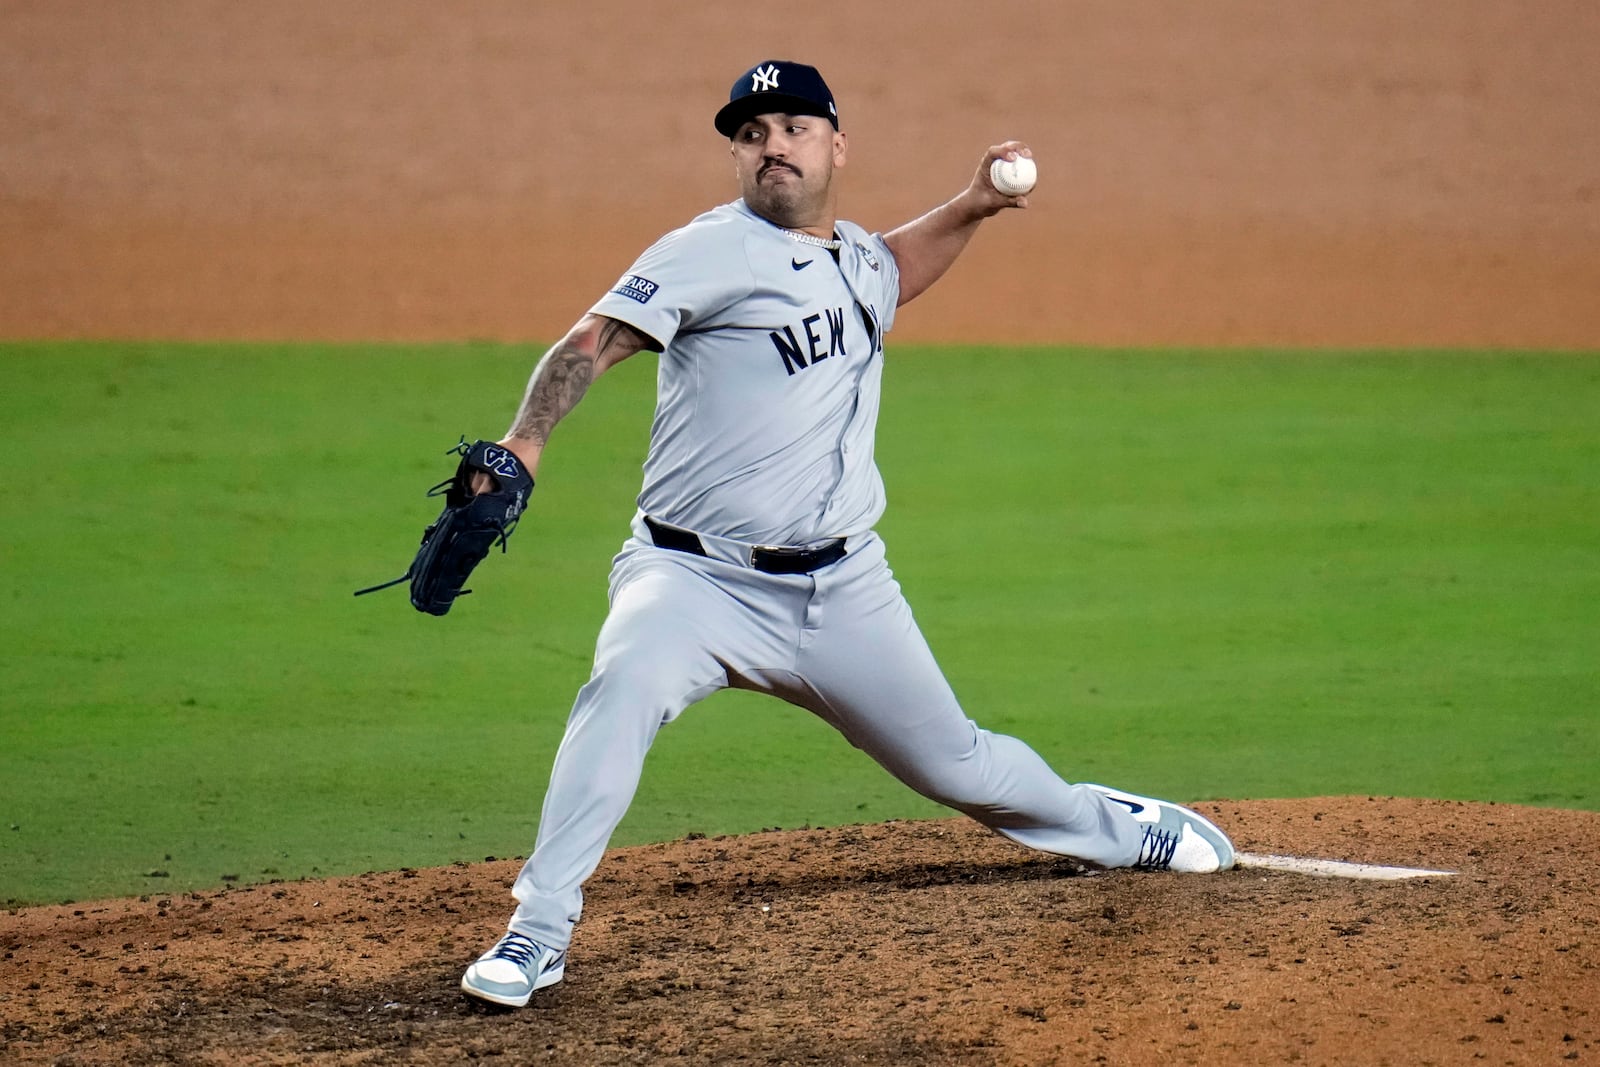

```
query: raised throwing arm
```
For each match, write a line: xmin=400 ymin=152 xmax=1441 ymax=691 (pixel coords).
xmin=883 ymin=141 xmax=1033 ymax=308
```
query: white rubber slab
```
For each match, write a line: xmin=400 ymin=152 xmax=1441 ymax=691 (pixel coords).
xmin=1235 ymin=852 xmax=1456 ymax=880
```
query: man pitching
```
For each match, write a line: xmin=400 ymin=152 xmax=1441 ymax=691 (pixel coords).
xmin=459 ymin=59 xmax=1235 ymax=1008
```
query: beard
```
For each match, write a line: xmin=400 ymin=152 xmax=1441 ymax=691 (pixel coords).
xmin=744 ymin=164 xmax=827 ymax=228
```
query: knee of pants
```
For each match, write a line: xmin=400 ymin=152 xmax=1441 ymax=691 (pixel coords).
xmin=903 ymin=769 xmax=1004 ymax=817
xmin=547 ymin=662 xmax=722 ymax=816
xmin=879 ymin=726 xmax=1041 ymax=818
xmin=880 ymin=742 xmax=995 ymax=814
xmin=573 ymin=649 xmax=725 ymax=732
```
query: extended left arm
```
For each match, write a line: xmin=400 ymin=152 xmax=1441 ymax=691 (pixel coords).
xmin=883 ymin=141 xmax=1033 ymax=307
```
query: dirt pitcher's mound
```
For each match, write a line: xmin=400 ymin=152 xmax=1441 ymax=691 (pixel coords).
xmin=2 ymin=797 xmax=1597 ymax=1065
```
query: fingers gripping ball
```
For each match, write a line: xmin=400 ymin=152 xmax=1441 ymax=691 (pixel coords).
xmin=354 ymin=439 xmax=535 ymax=616
xmin=990 ymin=155 xmax=1037 ymax=197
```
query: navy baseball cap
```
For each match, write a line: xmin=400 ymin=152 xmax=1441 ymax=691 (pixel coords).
xmin=714 ymin=60 xmax=839 ymax=137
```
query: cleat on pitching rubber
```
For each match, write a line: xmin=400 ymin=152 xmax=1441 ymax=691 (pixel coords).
xmin=460 ymin=931 xmax=566 ymax=1007
xmin=1086 ymin=784 xmax=1237 ymax=873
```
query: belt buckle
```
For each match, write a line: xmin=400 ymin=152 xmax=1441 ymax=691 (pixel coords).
xmin=749 ymin=543 xmax=793 ymax=567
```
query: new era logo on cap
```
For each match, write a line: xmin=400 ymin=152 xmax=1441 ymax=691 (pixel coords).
xmin=714 ymin=60 xmax=839 ymax=137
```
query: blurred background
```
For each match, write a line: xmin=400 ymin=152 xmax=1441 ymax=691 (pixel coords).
xmin=3 ymin=0 xmax=1598 ymax=348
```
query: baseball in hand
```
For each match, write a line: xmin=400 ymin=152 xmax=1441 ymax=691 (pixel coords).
xmin=990 ymin=155 xmax=1037 ymax=197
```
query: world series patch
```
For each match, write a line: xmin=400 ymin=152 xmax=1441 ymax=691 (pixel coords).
xmin=611 ymin=274 xmax=659 ymax=304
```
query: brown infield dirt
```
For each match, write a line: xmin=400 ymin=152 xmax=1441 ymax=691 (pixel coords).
xmin=4 ymin=2 xmax=1599 ymax=1064
xmin=3 ymin=800 xmax=1598 ymax=1065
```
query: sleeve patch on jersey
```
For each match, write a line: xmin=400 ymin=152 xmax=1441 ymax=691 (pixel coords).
xmin=611 ymin=274 xmax=660 ymax=304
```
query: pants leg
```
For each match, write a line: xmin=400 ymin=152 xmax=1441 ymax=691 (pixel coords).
xmin=784 ymin=535 xmax=1143 ymax=868
xmin=506 ymin=546 xmax=789 ymax=948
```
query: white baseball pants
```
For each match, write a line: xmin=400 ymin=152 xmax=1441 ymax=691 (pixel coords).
xmin=506 ymin=528 xmax=1143 ymax=949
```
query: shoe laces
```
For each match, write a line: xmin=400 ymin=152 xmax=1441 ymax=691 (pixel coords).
xmin=1135 ymin=825 xmax=1179 ymax=870
xmin=488 ymin=932 xmax=542 ymax=968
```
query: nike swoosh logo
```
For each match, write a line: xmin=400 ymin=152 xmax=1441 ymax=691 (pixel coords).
xmin=1103 ymin=795 xmax=1146 ymax=815
xmin=791 ymin=258 xmax=813 ymax=271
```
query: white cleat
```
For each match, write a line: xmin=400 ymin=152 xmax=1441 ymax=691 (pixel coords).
xmin=1085 ymin=784 xmax=1237 ymax=873
xmin=460 ymin=931 xmax=566 ymax=1007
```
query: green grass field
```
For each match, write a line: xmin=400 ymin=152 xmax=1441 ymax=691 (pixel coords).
xmin=2 ymin=341 xmax=1596 ymax=906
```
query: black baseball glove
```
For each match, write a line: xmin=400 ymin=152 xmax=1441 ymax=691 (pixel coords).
xmin=355 ymin=439 xmax=535 ymax=616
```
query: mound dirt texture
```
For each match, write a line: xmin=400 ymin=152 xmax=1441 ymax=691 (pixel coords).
xmin=4 ymin=799 xmax=1598 ymax=1065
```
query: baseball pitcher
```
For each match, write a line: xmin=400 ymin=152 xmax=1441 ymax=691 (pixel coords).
xmin=439 ymin=60 xmax=1236 ymax=1008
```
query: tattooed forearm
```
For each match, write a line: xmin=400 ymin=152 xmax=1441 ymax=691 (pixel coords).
xmin=504 ymin=315 xmax=647 ymax=446
xmin=506 ymin=340 xmax=597 ymax=446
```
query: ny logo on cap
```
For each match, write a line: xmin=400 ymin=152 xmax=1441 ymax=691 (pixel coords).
xmin=752 ymin=64 xmax=781 ymax=92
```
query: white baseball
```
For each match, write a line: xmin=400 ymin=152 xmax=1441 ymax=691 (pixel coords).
xmin=990 ymin=155 xmax=1037 ymax=197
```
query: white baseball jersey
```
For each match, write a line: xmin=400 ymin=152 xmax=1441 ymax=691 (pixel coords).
xmin=493 ymin=196 xmax=1151 ymax=961
xmin=463 ymin=83 xmax=1230 ymax=1004
xmin=589 ymin=199 xmax=899 ymax=546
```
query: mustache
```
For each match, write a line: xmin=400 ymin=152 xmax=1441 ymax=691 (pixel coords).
xmin=759 ymin=160 xmax=801 ymax=179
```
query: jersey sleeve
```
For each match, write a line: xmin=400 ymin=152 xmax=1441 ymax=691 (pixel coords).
xmin=864 ymin=230 xmax=901 ymax=335
xmin=835 ymin=222 xmax=901 ymax=336
xmin=588 ymin=218 xmax=753 ymax=350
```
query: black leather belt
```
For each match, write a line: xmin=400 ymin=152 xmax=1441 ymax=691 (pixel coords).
xmin=644 ymin=516 xmax=847 ymax=575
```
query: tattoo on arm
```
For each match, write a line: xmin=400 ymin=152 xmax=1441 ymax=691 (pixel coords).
xmin=505 ymin=342 xmax=594 ymax=445
xmin=594 ymin=317 xmax=651 ymax=365
xmin=504 ymin=317 xmax=647 ymax=445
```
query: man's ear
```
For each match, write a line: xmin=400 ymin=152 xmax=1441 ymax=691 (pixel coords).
xmin=834 ymin=131 xmax=849 ymax=168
